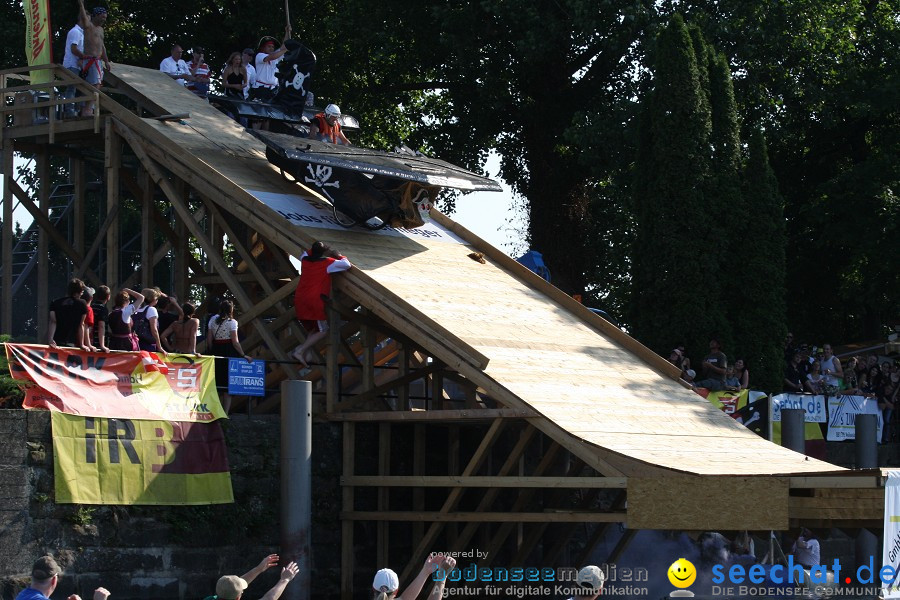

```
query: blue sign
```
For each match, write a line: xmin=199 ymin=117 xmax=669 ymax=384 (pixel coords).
xmin=228 ymin=359 xmax=266 ymax=396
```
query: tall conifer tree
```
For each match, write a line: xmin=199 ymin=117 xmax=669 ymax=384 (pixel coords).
xmin=738 ymin=130 xmax=788 ymax=392
xmin=631 ymin=14 xmax=729 ymax=362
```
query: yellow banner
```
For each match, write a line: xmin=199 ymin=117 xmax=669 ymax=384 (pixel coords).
xmin=23 ymin=0 xmax=53 ymax=84
xmin=52 ymin=412 xmax=233 ymax=505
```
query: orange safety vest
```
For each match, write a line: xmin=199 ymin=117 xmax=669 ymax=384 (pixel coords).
xmin=312 ymin=113 xmax=342 ymax=144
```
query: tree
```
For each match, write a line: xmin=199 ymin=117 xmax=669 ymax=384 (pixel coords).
xmin=737 ymin=130 xmax=787 ymax=392
xmin=630 ymin=14 xmax=730 ymax=361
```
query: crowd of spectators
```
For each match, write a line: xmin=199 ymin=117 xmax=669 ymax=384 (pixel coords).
xmin=665 ymin=331 xmax=898 ymax=441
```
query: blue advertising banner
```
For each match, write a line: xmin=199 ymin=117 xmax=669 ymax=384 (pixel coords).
xmin=227 ymin=359 xmax=266 ymax=396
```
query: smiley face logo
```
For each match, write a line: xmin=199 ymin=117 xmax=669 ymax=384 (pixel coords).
xmin=667 ymin=558 xmax=696 ymax=588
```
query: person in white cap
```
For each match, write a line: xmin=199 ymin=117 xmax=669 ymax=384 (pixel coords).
xmin=372 ymin=554 xmax=455 ymax=600
xmin=566 ymin=565 xmax=605 ymax=600
xmin=308 ymin=103 xmax=352 ymax=145
xmin=207 ymin=554 xmax=298 ymax=600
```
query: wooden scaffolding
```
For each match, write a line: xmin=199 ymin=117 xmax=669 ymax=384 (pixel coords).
xmin=0 ymin=63 xmax=890 ymax=598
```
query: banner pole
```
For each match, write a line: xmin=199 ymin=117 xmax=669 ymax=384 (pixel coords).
xmin=281 ymin=379 xmax=311 ymax=600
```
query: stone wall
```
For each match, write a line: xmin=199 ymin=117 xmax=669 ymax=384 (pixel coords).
xmin=0 ymin=410 xmax=342 ymax=600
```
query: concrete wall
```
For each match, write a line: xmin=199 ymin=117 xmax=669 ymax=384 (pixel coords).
xmin=0 ymin=410 xmax=342 ymax=600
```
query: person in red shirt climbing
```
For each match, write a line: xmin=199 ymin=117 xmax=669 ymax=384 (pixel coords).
xmin=291 ymin=241 xmax=352 ymax=369
xmin=308 ymin=104 xmax=352 ymax=145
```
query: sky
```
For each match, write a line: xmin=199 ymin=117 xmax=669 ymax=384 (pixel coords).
xmin=443 ymin=152 xmax=528 ymax=257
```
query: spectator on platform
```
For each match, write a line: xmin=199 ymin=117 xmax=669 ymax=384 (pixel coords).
xmin=15 ymin=555 xmax=110 ymax=600
xmin=693 ymin=337 xmax=727 ymax=391
xmin=241 ymin=48 xmax=257 ymax=99
xmin=157 ymin=293 xmax=184 ymax=336
xmin=223 ymin=52 xmax=248 ymax=99
xmin=48 ymin=278 xmax=89 ymax=350
xmin=862 ymin=365 xmax=883 ymax=396
xmin=76 ymin=0 xmax=110 ymax=117
xmin=162 ymin=302 xmax=199 ymax=355
xmin=107 ymin=288 xmax=144 ymax=351
xmin=804 ymin=361 xmax=826 ymax=394
xmin=791 ymin=528 xmax=820 ymax=570
xmin=668 ymin=348 xmax=684 ymax=369
xmin=208 ymin=299 xmax=252 ymax=413
xmin=210 ymin=558 xmax=298 ymax=600
xmin=133 ymin=288 xmax=166 ymax=354
xmin=90 ymin=285 xmax=110 ymax=352
xmin=724 ymin=366 xmax=740 ymax=390
xmin=819 ymin=343 xmax=843 ymax=392
xmin=186 ymin=47 xmax=211 ymax=98
xmin=291 ymin=241 xmax=352 ymax=371
xmin=842 ymin=357 xmax=860 ymax=394
xmin=783 ymin=350 xmax=805 ymax=393
xmin=251 ymin=27 xmax=291 ymax=102
xmin=784 ymin=332 xmax=795 ymax=364
xmin=372 ymin=553 xmax=449 ymax=600
xmin=879 ymin=384 xmax=897 ymax=443
xmin=81 ymin=286 xmax=98 ymax=351
xmin=160 ymin=44 xmax=194 ymax=86
xmin=732 ymin=358 xmax=750 ymax=390
xmin=61 ymin=19 xmax=84 ymax=118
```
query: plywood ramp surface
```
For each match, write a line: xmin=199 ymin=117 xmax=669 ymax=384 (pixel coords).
xmin=111 ymin=65 xmax=843 ymax=477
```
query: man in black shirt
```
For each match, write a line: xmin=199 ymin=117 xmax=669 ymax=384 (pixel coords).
xmin=90 ymin=285 xmax=111 ymax=352
xmin=48 ymin=278 xmax=89 ymax=349
xmin=783 ymin=350 xmax=805 ymax=393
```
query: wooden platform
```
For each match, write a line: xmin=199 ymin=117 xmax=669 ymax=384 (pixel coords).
xmin=105 ymin=64 xmax=845 ymax=478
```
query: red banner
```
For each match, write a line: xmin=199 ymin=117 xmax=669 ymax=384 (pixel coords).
xmin=5 ymin=344 xmax=226 ymax=422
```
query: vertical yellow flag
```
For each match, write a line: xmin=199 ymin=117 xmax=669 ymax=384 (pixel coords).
xmin=24 ymin=0 xmax=53 ymax=84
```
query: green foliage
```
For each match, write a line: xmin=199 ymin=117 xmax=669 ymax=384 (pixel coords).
xmin=67 ymin=505 xmax=97 ymax=526
xmin=631 ymin=14 xmax=730 ymax=361
xmin=0 ymin=334 xmax=25 ymax=407
xmin=736 ymin=130 xmax=788 ymax=393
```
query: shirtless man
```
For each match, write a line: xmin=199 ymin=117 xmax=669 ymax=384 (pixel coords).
xmin=76 ymin=0 xmax=111 ymax=116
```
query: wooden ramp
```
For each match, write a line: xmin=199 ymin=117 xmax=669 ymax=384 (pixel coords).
xmin=106 ymin=64 xmax=843 ymax=479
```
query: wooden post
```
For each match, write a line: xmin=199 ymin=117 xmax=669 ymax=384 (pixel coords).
xmin=71 ymin=157 xmax=85 ymax=257
xmin=341 ymin=422 xmax=355 ymax=600
xmin=1 ymin=140 xmax=13 ymax=333
xmin=104 ymin=118 xmax=120 ymax=286
xmin=36 ymin=149 xmax=49 ymax=341
xmin=412 ymin=424 xmax=425 ymax=543
xmin=362 ymin=313 xmax=375 ymax=393
xmin=140 ymin=168 xmax=153 ymax=288
xmin=173 ymin=180 xmax=189 ymax=299
xmin=377 ymin=422 xmax=391 ymax=568
xmin=397 ymin=342 xmax=409 ymax=410
xmin=326 ymin=303 xmax=341 ymax=413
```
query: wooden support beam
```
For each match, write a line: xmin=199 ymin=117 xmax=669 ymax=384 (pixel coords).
xmin=341 ymin=475 xmax=626 ymax=488
xmin=104 ymin=117 xmax=120 ymax=285
xmin=1 ymin=140 xmax=13 ymax=333
xmin=36 ymin=150 xmax=49 ymax=341
xmin=324 ymin=408 xmax=537 ymax=422
xmin=343 ymin=511 xmax=626 ymax=523
xmin=413 ymin=424 xmax=425 ymax=544
xmin=139 ymin=168 xmax=153 ymax=287
xmin=326 ymin=303 xmax=341 ymax=413
xmin=71 ymin=157 xmax=84 ymax=257
xmin=399 ymin=418 xmax=506 ymax=582
xmin=112 ymin=120 xmax=297 ymax=380
xmin=334 ymin=361 xmax=445 ymax=411
xmin=377 ymin=422 xmax=390 ymax=569
xmin=8 ymin=180 xmax=102 ymax=287
xmin=341 ymin=422 xmax=355 ymax=600
xmin=73 ymin=202 xmax=118 ymax=281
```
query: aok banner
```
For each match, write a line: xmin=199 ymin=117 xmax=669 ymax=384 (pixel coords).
xmin=52 ymin=412 xmax=233 ymax=505
xmin=23 ymin=0 xmax=53 ymax=84
xmin=5 ymin=344 xmax=226 ymax=422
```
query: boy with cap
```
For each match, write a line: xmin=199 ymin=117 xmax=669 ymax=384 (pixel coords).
xmin=16 ymin=555 xmax=110 ymax=600
xmin=241 ymin=48 xmax=257 ymax=99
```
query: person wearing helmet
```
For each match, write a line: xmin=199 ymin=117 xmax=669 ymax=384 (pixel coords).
xmin=251 ymin=24 xmax=291 ymax=102
xmin=309 ymin=103 xmax=352 ymax=145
